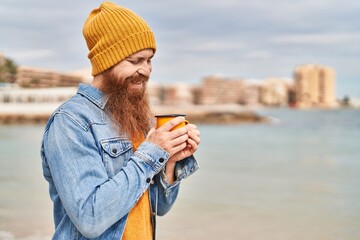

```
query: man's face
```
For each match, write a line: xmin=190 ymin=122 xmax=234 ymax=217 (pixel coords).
xmin=98 ymin=48 xmax=154 ymax=138
xmin=110 ymin=48 xmax=154 ymax=95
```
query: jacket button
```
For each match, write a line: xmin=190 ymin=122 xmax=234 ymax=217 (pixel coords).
xmin=112 ymin=148 xmax=117 ymax=154
xmin=159 ymin=158 xmax=164 ymax=163
xmin=146 ymin=178 xmax=151 ymax=183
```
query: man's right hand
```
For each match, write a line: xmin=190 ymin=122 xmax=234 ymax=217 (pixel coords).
xmin=145 ymin=116 xmax=189 ymax=157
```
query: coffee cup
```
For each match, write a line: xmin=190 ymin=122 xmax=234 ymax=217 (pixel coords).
xmin=155 ymin=114 xmax=189 ymax=130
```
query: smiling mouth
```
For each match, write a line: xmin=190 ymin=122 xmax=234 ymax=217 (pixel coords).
xmin=128 ymin=79 xmax=147 ymax=90
xmin=127 ymin=75 xmax=149 ymax=87
xmin=130 ymin=78 xmax=148 ymax=85
xmin=131 ymin=80 xmax=143 ymax=85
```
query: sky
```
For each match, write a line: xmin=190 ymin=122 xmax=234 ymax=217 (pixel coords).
xmin=1 ymin=0 xmax=360 ymax=98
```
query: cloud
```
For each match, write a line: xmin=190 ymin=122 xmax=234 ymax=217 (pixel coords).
xmin=244 ymin=51 xmax=273 ymax=60
xmin=272 ymin=32 xmax=360 ymax=45
xmin=0 ymin=0 xmax=359 ymax=96
xmin=7 ymin=49 xmax=55 ymax=61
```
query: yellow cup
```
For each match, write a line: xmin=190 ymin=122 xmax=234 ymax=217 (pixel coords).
xmin=155 ymin=114 xmax=189 ymax=130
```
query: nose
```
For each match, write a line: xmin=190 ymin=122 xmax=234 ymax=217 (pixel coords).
xmin=137 ymin=62 xmax=152 ymax=77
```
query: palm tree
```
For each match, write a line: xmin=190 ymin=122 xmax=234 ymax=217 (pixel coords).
xmin=0 ymin=56 xmax=18 ymax=83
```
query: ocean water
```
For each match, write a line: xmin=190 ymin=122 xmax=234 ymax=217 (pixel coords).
xmin=0 ymin=109 xmax=359 ymax=240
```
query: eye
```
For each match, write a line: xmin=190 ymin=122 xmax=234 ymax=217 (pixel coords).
xmin=127 ymin=59 xmax=140 ymax=64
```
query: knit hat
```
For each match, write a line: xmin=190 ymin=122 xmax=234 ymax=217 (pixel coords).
xmin=83 ymin=2 xmax=156 ymax=76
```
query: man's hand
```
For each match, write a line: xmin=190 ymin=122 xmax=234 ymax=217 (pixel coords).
xmin=146 ymin=117 xmax=200 ymax=185
xmin=162 ymin=123 xmax=200 ymax=185
xmin=145 ymin=116 xmax=189 ymax=157
xmin=167 ymin=123 xmax=200 ymax=163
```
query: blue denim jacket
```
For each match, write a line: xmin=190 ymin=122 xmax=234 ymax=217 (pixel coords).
xmin=41 ymin=84 xmax=199 ymax=239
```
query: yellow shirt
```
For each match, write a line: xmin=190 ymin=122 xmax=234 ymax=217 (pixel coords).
xmin=122 ymin=135 xmax=153 ymax=240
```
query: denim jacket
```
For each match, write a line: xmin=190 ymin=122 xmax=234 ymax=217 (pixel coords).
xmin=41 ymin=84 xmax=199 ymax=239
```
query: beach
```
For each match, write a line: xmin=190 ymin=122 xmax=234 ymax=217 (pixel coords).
xmin=0 ymin=103 xmax=267 ymax=124
xmin=0 ymin=108 xmax=359 ymax=239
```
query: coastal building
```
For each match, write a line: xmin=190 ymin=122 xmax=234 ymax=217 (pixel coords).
xmin=200 ymin=75 xmax=262 ymax=106
xmin=161 ymin=83 xmax=197 ymax=105
xmin=260 ymin=78 xmax=293 ymax=106
xmin=318 ymin=66 xmax=336 ymax=106
xmin=294 ymin=64 xmax=336 ymax=107
xmin=0 ymin=87 xmax=77 ymax=103
xmin=200 ymin=75 xmax=245 ymax=105
xmin=239 ymin=80 xmax=262 ymax=106
xmin=16 ymin=66 xmax=84 ymax=88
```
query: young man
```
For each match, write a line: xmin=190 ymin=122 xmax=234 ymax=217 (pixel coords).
xmin=41 ymin=2 xmax=200 ymax=239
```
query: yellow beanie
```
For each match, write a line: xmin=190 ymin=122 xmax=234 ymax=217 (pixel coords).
xmin=83 ymin=2 xmax=156 ymax=76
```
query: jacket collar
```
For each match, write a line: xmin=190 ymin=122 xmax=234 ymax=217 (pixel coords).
xmin=77 ymin=83 xmax=108 ymax=109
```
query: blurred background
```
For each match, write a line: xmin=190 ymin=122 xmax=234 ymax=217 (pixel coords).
xmin=0 ymin=0 xmax=359 ymax=239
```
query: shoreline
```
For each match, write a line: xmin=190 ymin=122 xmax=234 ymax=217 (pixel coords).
xmin=152 ymin=104 xmax=267 ymax=124
xmin=0 ymin=103 xmax=268 ymax=124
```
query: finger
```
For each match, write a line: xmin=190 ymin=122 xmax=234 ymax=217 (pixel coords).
xmin=186 ymin=124 xmax=197 ymax=130
xmin=170 ymin=133 xmax=189 ymax=147
xmin=169 ymin=125 xmax=188 ymax=139
xmin=188 ymin=129 xmax=200 ymax=137
xmin=188 ymin=130 xmax=200 ymax=144
xmin=158 ymin=116 xmax=185 ymax=132
xmin=186 ymin=138 xmax=198 ymax=152
xmin=169 ymin=142 xmax=187 ymax=156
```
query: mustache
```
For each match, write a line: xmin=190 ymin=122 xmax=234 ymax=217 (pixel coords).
xmin=125 ymin=73 xmax=149 ymax=85
xmin=100 ymin=68 xmax=149 ymax=96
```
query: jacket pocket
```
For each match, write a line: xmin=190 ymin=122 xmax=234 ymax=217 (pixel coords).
xmin=100 ymin=138 xmax=132 ymax=177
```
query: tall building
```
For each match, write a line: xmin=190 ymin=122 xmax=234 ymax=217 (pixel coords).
xmin=319 ymin=66 xmax=336 ymax=106
xmin=294 ymin=64 xmax=336 ymax=107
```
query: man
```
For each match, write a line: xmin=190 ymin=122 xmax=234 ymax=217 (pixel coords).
xmin=41 ymin=2 xmax=200 ymax=239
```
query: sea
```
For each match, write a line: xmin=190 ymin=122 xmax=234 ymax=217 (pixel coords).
xmin=0 ymin=108 xmax=359 ymax=240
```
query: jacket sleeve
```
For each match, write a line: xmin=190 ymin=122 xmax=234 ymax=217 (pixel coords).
xmin=155 ymin=155 xmax=200 ymax=216
xmin=43 ymin=113 xmax=169 ymax=238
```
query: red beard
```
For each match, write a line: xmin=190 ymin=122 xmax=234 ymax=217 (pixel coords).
xmin=99 ymin=69 xmax=153 ymax=140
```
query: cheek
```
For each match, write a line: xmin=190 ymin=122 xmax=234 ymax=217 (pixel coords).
xmin=111 ymin=70 xmax=131 ymax=84
xmin=112 ymin=64 xmax=138 ymax=80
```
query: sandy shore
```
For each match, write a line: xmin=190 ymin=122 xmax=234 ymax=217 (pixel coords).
xmin=0 ymin=103 xmax=267 ymax=124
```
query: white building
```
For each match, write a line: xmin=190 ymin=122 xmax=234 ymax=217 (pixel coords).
xmin=0 ymin=87 xmax=77 ymax=103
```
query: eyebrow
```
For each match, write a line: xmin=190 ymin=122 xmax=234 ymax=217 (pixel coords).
xmin=127 ymin=54 xmax=154 ymax=60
